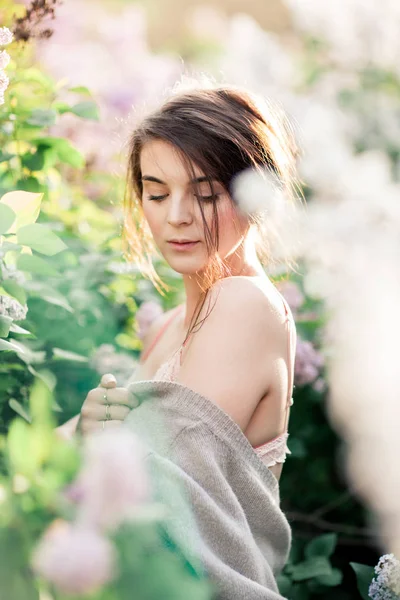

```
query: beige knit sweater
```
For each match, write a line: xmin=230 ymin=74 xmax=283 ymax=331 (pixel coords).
xmin=125 ymin=380 xmax=290 ymax=600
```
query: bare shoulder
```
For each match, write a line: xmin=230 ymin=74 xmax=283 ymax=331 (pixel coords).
xmin=176 ymin=276 xmax=287 ymax=430
xmin=203 ymin=275 xmax=285 ymax=330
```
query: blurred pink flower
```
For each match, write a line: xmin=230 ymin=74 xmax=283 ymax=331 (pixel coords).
xmin=75 ymin=428 xmax=150 ymax=531
xmin=32 ymin=520 xmax=116 ymax=595
xmin=136 ymin=301 xmax=163 ymax=340
xmin=276 ymin=280 xmax=305 ymax=313
xmin=294 ymin=338 xmax=325 ymax=387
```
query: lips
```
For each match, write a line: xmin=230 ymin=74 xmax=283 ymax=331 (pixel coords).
xmin=168 ymin=239 xmax=199 ymax=244
xmin=167 ymin=240 xmax=200 ymax=251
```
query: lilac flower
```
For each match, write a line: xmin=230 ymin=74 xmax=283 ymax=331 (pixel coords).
xmin=32 ymin=520 xmax=116 ymax=595
xmin=0 ymin=27 xmax=13 ymax=46
xmin=90 ymin=344 xmax=138 ymax=386
xmin=0 ymin=294 xmax=28 ymax=321
xmin=0 ymin=50 xmax=10 ymax=69
xmin=74 ymin=428 xmax=150 ymax=531
xmin=136 ymin=301 xmax=163 ymax=340
xmin=294 ymin=338 xmax=325 ymax=387
xmin=0 ymin=70 xmax=9 ymax=93
xmin=369 ymin=554 xmax=400 ymax=599
xmin=276 ymin=280 xmax=305 ymax=313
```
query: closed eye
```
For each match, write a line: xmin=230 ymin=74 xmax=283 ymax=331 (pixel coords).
xmin=195 ymin=193 xmax=221 ymax=203
xmin=148 ymin=194 xmax=168 ymax=201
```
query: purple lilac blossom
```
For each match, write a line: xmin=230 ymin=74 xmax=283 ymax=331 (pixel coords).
xmin=294 ymin=337 xmax=325 ymax=387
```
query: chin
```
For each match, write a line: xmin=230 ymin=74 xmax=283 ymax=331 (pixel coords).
xmin=168 ymin=260 xmax=207 ymax=276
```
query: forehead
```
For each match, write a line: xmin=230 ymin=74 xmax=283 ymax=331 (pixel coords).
xmin=140 ymin=139 xmax=204 ymax=183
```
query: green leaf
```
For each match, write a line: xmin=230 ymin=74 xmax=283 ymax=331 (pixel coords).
xmin=31 ymin=137 xmax=85 ymax=168
xmin=0 ymin=315 xmax=13 ymax=337
xmin=26 ymin=109 xmax=57 ymax=127
xmin=0 ymin=338 xmax=21 ymax=352
xmin=315 ymin=568 xmax=343 ymax=587
xmin=17 ymin=223 xmax=67 ymax=256
xmin=14 ymin=177 xmax=43 ymax=192
xmin=1 ymin=280 xmax=27 ymax=305
xmin=9 ymin=399 xmax=31 ymax=423
xmin=52 ymin=101 xmax=72 ymax=114
xmin=305 ymin=533 xmax=337 ymax=559
xmin=0 ymin=190 xmax=42 ymax=233
xmin=55 ymin=139 xmax=85 ymax=167
xmin=17 ymin=253 xmax=60 ymax=276
xmin=69 ymin=101 xmax=100 ymax=121
xmin=24 ymin=280 xmax=74 ymax=312
xmin=277 ymin=574 xmax=293 ymax=597
xmin=350 ymin=563 xmax=375 ymax=600
xmin=21 ymin=149 xmax=46 ymax=172
xmin=0 ymin=203 xmax=16 ymax=234
xmin=28 ymin=367 xmax=57 ymax=392
xmin=0 ymin=151 xmax=16 ymax=163
xmin=68 ymin=85 xmax=92 ymax=96
xmin=52 ymin=347 xmax=88 ymax=362
xmin=5 ymin=340 xmax=45 ymax=364
xmin=289 ymin=557 xmax=333 ymax=582
xmin=9 ymin=322 xmax=33 ymax=336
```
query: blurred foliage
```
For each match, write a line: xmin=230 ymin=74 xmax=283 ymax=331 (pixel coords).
xmin=0 ymin=1 xmax=388 ymax=599
xmin=0 ymin=377 xmax=213 ymax=599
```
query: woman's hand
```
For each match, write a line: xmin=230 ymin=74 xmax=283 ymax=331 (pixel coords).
xmin=77 ymin=373 xmax=138 ymax=437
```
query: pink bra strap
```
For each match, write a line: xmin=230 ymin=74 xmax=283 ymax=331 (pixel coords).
xmin=140 ymin=305 xmax=183 ymax=363
xmin=281 ymin=296 xmax=295 ymax=432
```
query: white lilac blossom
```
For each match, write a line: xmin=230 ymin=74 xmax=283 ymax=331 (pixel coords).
xmin=284 ymin=0 xmax=400 ymax=73
xmin=73 ymin=428 xmax=150 ymax=531
xmin=0 ymin=27 xmax=13 ymax=46
xmin=0 ymin=70 xmax=9 ymax=92
xmin=0 ymin=50 xmax=10 ymax=69
xmin=279 ymin=149 xmax=400 ymax=553
xmin=32 ymin=520 xmax=116 ymax=595
xmin=232 ymin=167 xmax=285 ymax=217
xmin=369 ymin=554 xmax=400 ymax=599
xmin=89 ymin=344 xmax=138 ymax=386
xmin=0 ymin=295 xmax=28 ymax=321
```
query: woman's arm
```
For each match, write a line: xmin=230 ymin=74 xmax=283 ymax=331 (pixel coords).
xmin=54 ymin=310 xmax=168 ymax=440
xmin=175 ymin=277 xmax=287 ymax=433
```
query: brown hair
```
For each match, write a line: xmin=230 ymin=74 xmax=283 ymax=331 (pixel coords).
xmin=122 ymin=84 xmax=300 ymax=336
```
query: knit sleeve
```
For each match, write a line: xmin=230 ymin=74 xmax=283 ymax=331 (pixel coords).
xmin=146 ymin=424 xmax=288 ymax=600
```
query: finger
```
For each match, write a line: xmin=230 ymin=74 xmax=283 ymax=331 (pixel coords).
xmin=99 ymin=373 xmax=117 ymax=389
xmin=87 ymin=387 xmax=139 ymax=408
xmin=81 ymin=403 xmax=131 ymax=422
xmin=80 ymin=419 xmax=122 ymax=436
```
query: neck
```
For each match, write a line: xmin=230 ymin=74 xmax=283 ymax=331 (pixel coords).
xmin=181 ymin=236 xmax=266 ymax=328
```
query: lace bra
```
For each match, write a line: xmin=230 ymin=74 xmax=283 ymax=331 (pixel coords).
xmin=139 ymin=296 xmax=295 ymax=468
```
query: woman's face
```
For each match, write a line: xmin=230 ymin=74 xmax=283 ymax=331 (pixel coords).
xmin=140 ymin=139 xmax=248 ymax=275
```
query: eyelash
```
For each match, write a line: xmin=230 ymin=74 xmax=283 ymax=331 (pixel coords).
xmin=148 ymin=194 xmax=221 ymax=203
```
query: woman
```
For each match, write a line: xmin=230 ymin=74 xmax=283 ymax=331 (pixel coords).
xmin=58 ymin=84 xmax=298 ymax=598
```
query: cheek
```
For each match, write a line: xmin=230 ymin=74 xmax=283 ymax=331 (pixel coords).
xmin=142 ymin=203 xmax=163 ymax=239
xmin=218 ymin=201 xmax=244 ymax=240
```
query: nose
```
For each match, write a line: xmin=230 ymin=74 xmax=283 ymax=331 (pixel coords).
xmin=167 ymin=192 xmax=194 ymax=227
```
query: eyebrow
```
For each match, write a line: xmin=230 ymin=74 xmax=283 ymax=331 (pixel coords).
xmin=141 ymin=175 xmax=217 ymax=185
